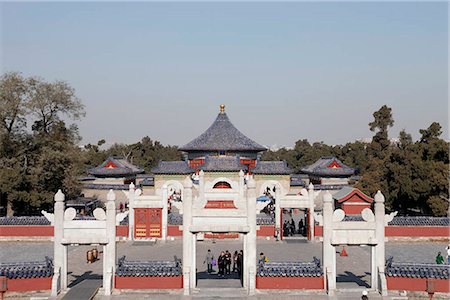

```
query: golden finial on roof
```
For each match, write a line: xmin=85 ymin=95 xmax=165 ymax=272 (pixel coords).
xmin=220 ymin=104 xmax=225 ymax=113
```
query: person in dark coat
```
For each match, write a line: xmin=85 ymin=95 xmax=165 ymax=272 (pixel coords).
xmin=232 ymin=250 xmax=238 ymax=272
xmin=218 ymin=251 xmax=226 ymax=277
xmin=225 ymin=250 xmax=232 ymax=274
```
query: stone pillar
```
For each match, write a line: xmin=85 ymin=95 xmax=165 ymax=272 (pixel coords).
xmin=128 ymin=183 xmax=135 ymax=240
xmin=182 ymin=177 xmax=193 ymax=295
xmin=162 ymin=184 xmax=168 ymax=241
xmin=275 ymin=186 xmax=281 ymax=241
xmin=51 ymin=189 xmax=65 ymax=297
xmin=104 ymin=190 xmax=116 ymax=295
xmin=322 ymin=191 xmax=336 ymax=295
xmin=239 ymin=170 xmax=245 ymax=200
xmin=199 ymin=170 xmax=205 ymax=203
xmin=246 ymin=177 xmax=257 ymax=295
xmin=308 ymin=183 xmax=315 ymax=241
xmin=191 ymin=232 xmax=197 ymax=289
xmin=374 ymin=190 xmax=386 ymax=295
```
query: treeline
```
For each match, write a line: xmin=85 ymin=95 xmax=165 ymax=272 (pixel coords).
xmin=262 ymin=106 xmax=449 ymax=216
xmin=0 ymin=73 xmax=180 ymax=216
xmin=1 ymin=73 xmax=448 ymax=216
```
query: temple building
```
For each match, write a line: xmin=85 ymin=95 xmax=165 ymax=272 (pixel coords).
xmin=80 ymin=156 xmax=146 ymax=203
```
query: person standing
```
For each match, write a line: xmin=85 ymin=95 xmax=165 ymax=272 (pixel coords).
xmin=225 ymin=250 xmax=232 ymax=274
xmin=204 ymin=249 xmax=214 ymax=273
xmin=446 ymin=245 xmax=450 ymax=264
xmin=218 ymin=251 xmax=226 ymax=277
xmin=258 ymin=252 xmax=266 ymax=267
xmin=232 ymin=250 xmax=238 ymax=272
xmin=436 ymin=251 xmax=444 ymax=264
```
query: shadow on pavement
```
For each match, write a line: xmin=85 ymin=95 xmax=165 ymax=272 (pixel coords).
xmin=336 ymin=271 xmax=370 ymax=288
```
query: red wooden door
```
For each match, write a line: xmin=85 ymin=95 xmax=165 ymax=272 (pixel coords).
xmin=134 ymin=208 xmax=162 ymax=238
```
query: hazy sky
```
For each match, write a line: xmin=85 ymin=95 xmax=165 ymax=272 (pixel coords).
xmin=1 ymin=2 xmax=448 ymax=148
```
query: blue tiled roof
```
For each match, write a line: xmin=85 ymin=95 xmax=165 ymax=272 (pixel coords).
xmin=116 ymin=256 xmax=182 ymax=277
xmin=180 ymin=111 xmax=267 ymax=152
xmin=253 ymin=161 xmax=292 ymax=175
xmin=0 ymin=216 xmax=50 ymax=225
xmin=151 ymin=161 xmax=194 ymax=174
xmin=257 ymin=258 xmax=323 ymax=277
xmin=386 ymin=257 xmax=449 ymax=279
xmin=290 ymin=174 xmax=307 ymax=187
xmin=199 ymin=156 xmax=247 ymax=172
xmin=83 ymin=183 xmax=129 ymax=190
xmin=0 ymin=257 xmax=53 ymax=279
xmin=301 ymin=156 xmax=355 ymax=177
xmin=88 ymin=156 xmax=144 ymax=177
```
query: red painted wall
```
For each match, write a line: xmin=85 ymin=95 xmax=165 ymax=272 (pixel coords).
xmin=387 ymin=277 xmax=450 ymax=293
xmin=256 ymin=276 xmax=324 ymax=289
xmin=313 ymin=225 xmax=450 ymax=238
xmin=385 ymin=226 xmax=450 ymax=237
xmin=115 ymin=276 xmax=183 ymax=289
xmin=341 ymin=203 xmax=371 ymax=215
xmin=314 ymin=225 xmax=323 ymax=237
xmin=5 ymin=277 xmax=52 ymax=292
xmin=116 ymin=225 xmax=128 ymax=237
xmin=0 ymin=226 xmax=53 ymax=237
xmin=257 ymin=225 xmax=275 ymax=237
xmin=168 ymin=225 xmax=183 ymax=236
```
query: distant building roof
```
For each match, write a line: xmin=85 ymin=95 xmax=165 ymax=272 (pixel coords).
xmin=252 ymin=161 xmax=292 ymax=175
xmin=151 ymin=161 xmax=194 ymax=175
xmin=88 ymin=156 xmax=144 ymax=177
xmin=199 ymin=156 xmax=247 ymax=172
xmin=300 ymin=156 xmax=355 ymax=177
xmin=290 ymin=174 xmax=307 ymax=187
xmin=179 ymin=105 xmax=267 ymax=152
xmin=332 ymin=187 xmax=373 ymax=203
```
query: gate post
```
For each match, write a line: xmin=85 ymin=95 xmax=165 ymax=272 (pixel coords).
xmin=275 ymin=187 xmax=281 ymax=241
xmin=322 ymin=191 xmax=336 ymax=295
xmin=162 ymin=184 xmax=168 ymax=241
xmin=128 ymin=183 xmax=135 ymax=240
xmin=104 ymin=190 xmax=116 ymax=295
xmin=246 ymin=177 xmax=257 ymax=295
xmin=374 ymin=191 xmax=387 ymax=295
xmin=308 ymin=183 xmax=315 ymax=240
xmin=51 ymin=190 xmax=65 ymax=297
xmin=182 ymin=177 xmax=193 ymax=295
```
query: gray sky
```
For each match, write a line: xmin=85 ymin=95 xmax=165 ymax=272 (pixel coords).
xmin=1 ymin=2 xmax=448 ymax=148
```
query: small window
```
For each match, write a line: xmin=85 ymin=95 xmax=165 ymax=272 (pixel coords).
xmin=213 ymin=181 xmax=232 ymax=189
xmin=219 ymin=150 xmax=225 ymax=156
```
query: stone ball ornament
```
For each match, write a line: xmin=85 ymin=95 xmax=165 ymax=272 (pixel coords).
xmin=93 ymin=207 xmax=107 ymax=220
xmin=64 ymin=207 xmax=77 ymax=221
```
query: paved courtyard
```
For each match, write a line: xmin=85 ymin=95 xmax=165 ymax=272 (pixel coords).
xmin=1 ymin=239 xmax=448 ymax=299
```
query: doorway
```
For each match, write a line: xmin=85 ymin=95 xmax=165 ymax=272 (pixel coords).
xmin=281 ymin=208 xmax=307 ymax=239
xmin=195 ymin=235 xmax=244 ymax=289
xmin=63 ymin=245 xmax=103 ymax=299
xmin=336 ymin=245 xmax=371 ymax=290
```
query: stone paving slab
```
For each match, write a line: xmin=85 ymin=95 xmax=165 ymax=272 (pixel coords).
xmin=1 ymin=239 xmax=448 ymax=298
xmin=62 ymin=279 xmax=101 ymax=300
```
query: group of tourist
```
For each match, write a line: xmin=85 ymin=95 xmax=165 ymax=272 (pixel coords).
xmin=283 ymin=219 xmax=306 ymax=236
xmin=204 ymin=249 xmax=244 ymax=278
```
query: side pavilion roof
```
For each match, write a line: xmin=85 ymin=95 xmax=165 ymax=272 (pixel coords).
xmin=179 ymin=105 xmax=267 ymax=152
xmin=300 ymin=156 xmax=355 ymax=177
xmin=88 ymin=156 xmax=144 ymax=177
